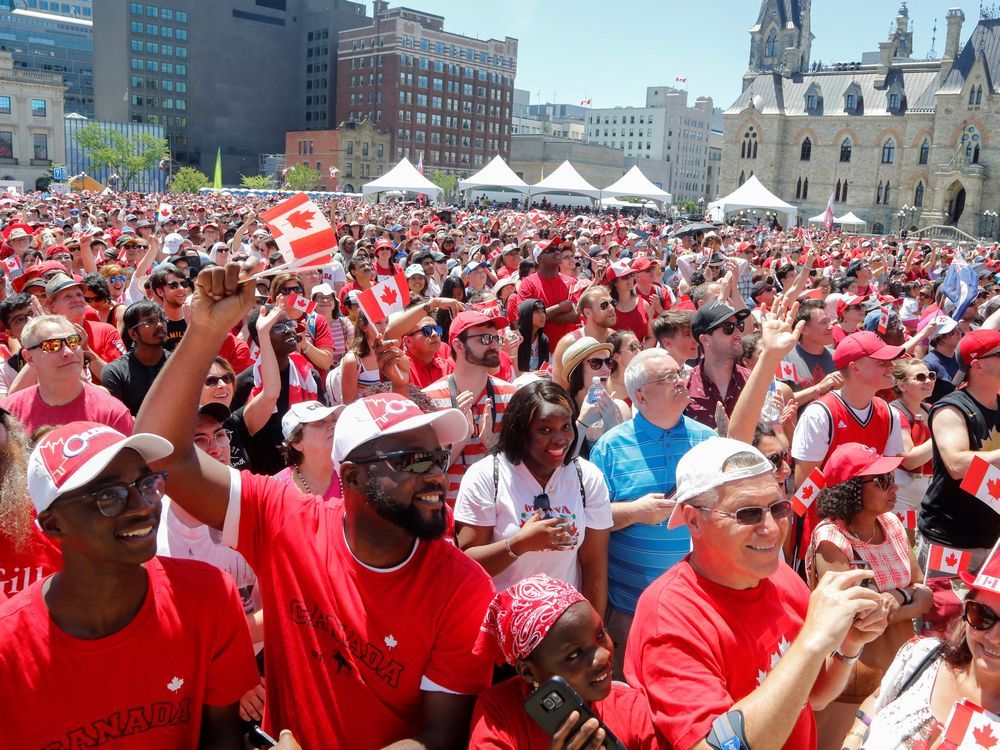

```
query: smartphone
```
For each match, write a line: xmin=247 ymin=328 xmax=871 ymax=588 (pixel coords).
xmin=524 ymin=676 xmax=626 ymax=750
xmin=248 ymin=724 xmax=277 ymax=748
xmin=849 ymin=559 xmax=876 ymax=590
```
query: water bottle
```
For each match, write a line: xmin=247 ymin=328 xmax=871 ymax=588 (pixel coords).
xmin=586 ymin=377 xmax=604 ymax=429
xmin=762 ymin=379 xmax=782 ymax=424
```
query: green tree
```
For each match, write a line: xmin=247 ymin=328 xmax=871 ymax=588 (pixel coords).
xmin=72 ymin=124 xmax=167 ymax=192
xmin=677 ymin=198 xmax=701 ymax=215
xmin=428 ymin=170 xmax=457 ymax=201
xmin=169 ymin=166 xmax=210 ymax=194
xmin=240 ymin=174 xmax=276 ymax=190
xmin=284 ymin=164 xmax=321 ymax=191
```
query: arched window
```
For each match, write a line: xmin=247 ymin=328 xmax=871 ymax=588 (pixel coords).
xmin=741 ymin=140 xmax=746 ymax=158
xmin=876 ymin=181 xmax=884 ymax=204
xmin=888 ymin=93 xmax=901 ymax=110
xmin=796 ymin=177 xmax=802 ymax=199
xmin=800 ymin=138 xmax=812 ymax=161
xmin=835 ymin=179 xmax=842 ymax=202
xmin=742 ymin=128 xmax=758 ymax=160
xmin=919 ymin=139 xmax=929 ymax=165
xmin=840 ymin=138 xmax=852 ymax=163
xmin=969 ymin=87 xmax=977 ymax=105
xmin=766 ymin=28 xmax=777 ymax=57
xmin=739 ymin=170 xmax=746 ymax=186
xmin=976 ymin=85 xmax=983 ymax=105
xmin=881 ymin=139 xmax=895 ymax=164
xmin=884 ymin=181 xmax=890 ymax=204
xmin=963 ymin=126 xmax=982 ymax=164
xmin=802 ymin=178 xmax=808 ymax=200
xmin=842 ymin=180 xmax=849 ymax=202
xmin=752 ymin=140 xmax=758 ymax=159
xmin=914 ymin=182 xmax=924 ymax=208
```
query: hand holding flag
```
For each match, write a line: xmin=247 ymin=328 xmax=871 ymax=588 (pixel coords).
xmin=357 ymin=271 xmax=410 ymax=324
xmin=959 ymin=456 xmax=1000 ymax=515
xmin=259 ymin=193 xmax=336 ymax=270
xmin=791 ymin=469 xmax=826 ymax=516
xmin=286 ymin=293 xmax=316 ymax=315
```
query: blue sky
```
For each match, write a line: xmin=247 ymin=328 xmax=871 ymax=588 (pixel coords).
xmin=415 ymin=0 xmax=985 ymax=110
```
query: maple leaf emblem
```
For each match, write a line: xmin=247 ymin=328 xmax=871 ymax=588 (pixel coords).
xmin=380 ymin=286 xmax=398 ymax=306
xmin=166 ymin=676 xmax=184 ymax=692
xmin=945 ymin=552 xmax=959 ymax=568
xmin=285 ymin=209 xmax=315 ymax=231
xmin=974 ymin=724 xmax=998 ymax=749
xmin=988 ymin=478 xmax=1000 ymax=500
xmin=384 ymin=634 xmax=398 ymax=649
xmin=800 ymin=485 xmax=814 ymax=500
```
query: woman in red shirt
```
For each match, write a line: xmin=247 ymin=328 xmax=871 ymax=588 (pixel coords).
xmin=889 ymin=359 xmax=934 ymax=532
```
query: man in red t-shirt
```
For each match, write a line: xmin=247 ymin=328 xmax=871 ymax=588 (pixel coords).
xmin=625 ymin=437 xmax=889 ymax=750
xmin=0 ymin=421 xmax=278 ymax=748
xmin=136 ymin=263 xmax=496 ymax=750
xmin=508 ymin=237 xmax=580 ymax=345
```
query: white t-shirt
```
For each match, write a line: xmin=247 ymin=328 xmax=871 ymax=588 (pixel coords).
xmin=453 ymin=454 xmax=613 ymax=593
xmin=791 ymin=396 xmax=903 ymax=462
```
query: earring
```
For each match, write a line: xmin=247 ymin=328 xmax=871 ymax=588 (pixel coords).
xmin=532 ymin=680 xmax=539 ymax=689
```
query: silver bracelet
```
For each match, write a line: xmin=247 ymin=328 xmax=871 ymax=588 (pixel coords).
xmin=833 ymin=648 xmax=862 ymax=665
xmin=505 ymin=537 xmax=520 ymax=559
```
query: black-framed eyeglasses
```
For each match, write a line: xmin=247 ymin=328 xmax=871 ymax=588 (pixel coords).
xmin=765 ymin=451 xmax=790 ymax=471
xmin=272 ymin=321 xmax=297 ymax=335
xmin=350 ymin=448 xmax=450 ymax=474
xmin=586 ymin=357 xmax=613 ymax=370
xmin=55 ymin=471 xmax=168 ymax=518
xmin=861 ymin=473 xmax=895 ymax=491
xmin=280 ymin=286 xmax=305 ymax=296
xmin=713 ymin=319 xmax=746 ymax=336
xmin=965 ymin=599 xmax=1000 ymax=631
xmin=411 ymin=324 xmax=443 ymax=338
xmin=28 ymin=334 xmax=83 ymax=353
xmin=205 ymin=373 xmax=236 ymax=387
xmin=130 ymin=315 xmax=167 ymax=331
xmin=165 ymin=279 xmax=193 ymax=290
xmin=700 ymin=499 xmax=793 ymax=526
xmin=462 ymin=333 xmax=502 ymax=346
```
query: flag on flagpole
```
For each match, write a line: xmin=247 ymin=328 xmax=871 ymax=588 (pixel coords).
xmin=286 ymin=293 xmax=316 ymax=315
xmin=329 ymin=166 xmax=339 ymax=178
xmin=675 ymin=76 xmax=687 ymax=83
xmin=877 ymin=308 xmax=890 ymax=335
xmin=357 ymin=271 xmax=410 ymax=324
xmin=471 ymin=299 xmax=501 ymax=318
xmin=259 ymin=193 xmax=337 ymax=269
xmin=416 ymin=156 xmax=424 ymax=175
xmin=941 ymin=246 xmax=980 ymax=321
xmin=894 ymin=509 xmax=918 ymax=530
xmin=791 ymin=469 xmax=826 ymax=516
xmin=213 ymin=147 xmax=222 ymax=189
xmin=959 ymin=456 xmax=1000 ymax=514
xmin=926 ymin=543 xmax=973 ymax=579
xmin=580 ymin=98 xmax=592 ymax=105
xmin=822 ymin=193 xmax=835 ymax=232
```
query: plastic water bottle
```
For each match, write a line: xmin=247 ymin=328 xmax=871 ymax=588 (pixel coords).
xmin=762 ymin=379 xmax=782 ymax=424
xmin=586 ymin=377 xmax=604 ymax=429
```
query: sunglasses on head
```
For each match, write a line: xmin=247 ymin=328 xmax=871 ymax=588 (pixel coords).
xmin=713 ymin=319 xmax=746 ymax=336
xmin=29 ymin=334 xmax=83 ymax=353
xmin=350 ymin=448 xmax=450 ymax=474
xmin=586 ymin=357 xmax=613 ymax=370
xmin=861 ymin=473 xmax=895 ymax=491
xmin=965 ymin=599 xmax=1000 ymax=631
xmin=55 ymin=472 xmax=168 ymax=518
xmin=701 ymin=499 xmax=793 ymax=526
xmin=205 ymin=373 xmax=236 ymax=387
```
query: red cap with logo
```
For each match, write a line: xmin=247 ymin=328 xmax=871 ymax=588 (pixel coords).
xmin=959 ymin=330 xmax=1000 ymax=368
xmin=822 ymin=442 xmax=903 ymax=487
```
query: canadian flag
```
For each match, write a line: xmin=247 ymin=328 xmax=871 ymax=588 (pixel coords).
xmin=877 ymin=308 xmax=890 ymax=335
xmin=959 ymin=456 xmax=1000 ymax=515
xmin=286 ymin=293 xmax=316 ymax=315
xmin=675 ymin=76 xmax=687 ymax=83
xmin=259 ymin=193 xmax=336 ymax=269
xmin=157 ymin=202 xmax=172 ymax=223
xmin=823 ymin=193 xmax=835 ymax=232
xmin=580 ymin=98 xmax=591 ymax=105
xmin=894 ymin=509 xmax=918 ymax=530
xmin=926 ymin=543 xmax=973 ymax=578
xmin=943 ymin=700 xmax=1000 ymax=749
xmin=472 ymin=299 xmax=501 ymax=318
xmin=1 ymin=255 xmax=23 ymax=279
xmin=357 ymin=271 xmax=410 ymax=324
xmin=776 ymin=361 xmax=798 ymax=383
xmin=416 ymin=156 xmax=423 ymax=175
xmin=527 ymin=209 xmax=547 ymax=226
xmin=791 ymin=469 xmax=826 ymax=516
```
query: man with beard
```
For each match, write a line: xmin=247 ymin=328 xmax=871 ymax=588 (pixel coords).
xmin=685 ymin=301 xmax=752 ymax=429
xmin=134 ymin=260 xmax=494 ymax=749
xmin=423 ymin=311 xmax=518 ymax=505
xmin=101 ymin=301 xmax=170 ymax=415
xmin=551 ymin=286 xmax=618 ymax=388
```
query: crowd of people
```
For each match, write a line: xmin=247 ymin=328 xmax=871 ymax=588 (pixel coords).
xmin=1 ymin=189 xmax=1000 ymax=749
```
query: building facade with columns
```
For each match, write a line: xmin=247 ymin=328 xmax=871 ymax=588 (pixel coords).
xmin=723 ymin=2 xmax=1000 ymax=239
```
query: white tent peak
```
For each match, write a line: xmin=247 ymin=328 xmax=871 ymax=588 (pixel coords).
xmin=707 ymin=176 xmax=797 ymax=223
xmin=602 ymin=165 xmax=672 ymax=205
xmin=835 ymin=211 xmax=866 ymax=226
xmin=362 ymin=158 xmax=442 ymax=199
xmin=458 ymin=155 xmax=528 ymax=193
xmin=530 ymin=161 xmax=601 ymax=199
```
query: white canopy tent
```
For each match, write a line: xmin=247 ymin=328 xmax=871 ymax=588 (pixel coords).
xmin=361 ymin=158 xmax=442 ymax=200
xmin=836 ymin=211 xmax=867 ymax=227
xmin=458 ymin=155 xmax=529 ymax=194
xmin=601 ymin=165 xmax=673 ymax=207
xmin=529 ymin=161 xmax=602 ymax=201
xmin=706 ymin=175 xmax=797 ymax=224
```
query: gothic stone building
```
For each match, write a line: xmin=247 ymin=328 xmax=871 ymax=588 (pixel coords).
xmin=723 ymin=1 xmax=999 ymax=238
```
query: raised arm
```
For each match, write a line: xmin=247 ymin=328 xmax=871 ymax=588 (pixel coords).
xmin=242 ymin=307 xmax=282 ymax=436
xmin=134 ymin=262 xmax=257 ymax=530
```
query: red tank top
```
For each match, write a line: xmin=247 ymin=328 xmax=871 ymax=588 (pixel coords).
xmin=615 ymin=301 xmax=649 ymax=343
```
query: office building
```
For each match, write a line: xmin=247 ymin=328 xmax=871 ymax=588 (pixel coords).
xmin=64 ymin=112 xmax=165 ymax=192
xmin=0 ymin=51 xmax=65 ymax=189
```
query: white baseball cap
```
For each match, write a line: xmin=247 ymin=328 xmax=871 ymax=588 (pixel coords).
xmin=28 ymin=422 xmax=173 ymax=514
xmin=332 ymin=393 xmax=468 ymax=468
xmin=163 ymin=232 xmax=184 ymax=253
xmin=928 ymin=315 xmax=959 ymax=338
xmin=281 ymin=400 xmax=344 ymax=440
xmin=667 ymin=437 xmax=773 ymax=529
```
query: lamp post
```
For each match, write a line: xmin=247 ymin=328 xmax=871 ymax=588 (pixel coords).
xmin=897 ymin=208 xmax=906 ymax=234
xmin=982 ymin=210 xmax=998 ymax=239
xmin=698 ymin=196 xmax=704 ymax=217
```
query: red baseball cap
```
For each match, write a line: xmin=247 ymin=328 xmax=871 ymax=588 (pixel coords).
xmin=448 ymin=310 xmax=505 ymax=347
xmin=832 ymin=331 xmax=903 ymax=369
xmin=836 ymin=294 xmax=864 ymax=318
xmin=958 ymin=330 xmax=1000 ymax=368
xmin=602 ymin=260 xmax=635 ymax=283
xmin=961 ymin=540 xmax=1000 ymax=589
xmin=630 ymin=257 xmax=654 ymax=273
xmin=822 ymin=442 xmax=903 ymax=487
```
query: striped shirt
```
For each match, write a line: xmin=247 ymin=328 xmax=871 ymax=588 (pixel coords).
xmin=424 ymin=375 xmax=518 ymax=505
xmin=590 ymin=412 xmax=716 ymax=614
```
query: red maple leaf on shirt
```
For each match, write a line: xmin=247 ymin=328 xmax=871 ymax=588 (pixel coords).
xmin=945 ymin=552 xmax=959 ymax=568
xmin=285 ymin=209 xmax=315 ymax=231
xmin=988 ymin=478 xmax=1000 ymax=500
xmin=380 ymin=286 xmax=398 ymax=306
xmin=800 ymin=485 xmax=814 ymax=500
xmin=974 ymin=724 xmax=998 ymax=748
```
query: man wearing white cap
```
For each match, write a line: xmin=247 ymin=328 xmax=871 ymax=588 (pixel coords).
xmin=0 ymin=421 xmax=295 ymax=748
xmin=625 ymin=436 xmax=888 ymax=750
xmin=135 ymin=261 xmax=495 ymax=750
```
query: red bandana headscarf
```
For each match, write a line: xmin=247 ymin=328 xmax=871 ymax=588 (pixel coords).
xmin=475 ymin=574 xmax=587 ymax=666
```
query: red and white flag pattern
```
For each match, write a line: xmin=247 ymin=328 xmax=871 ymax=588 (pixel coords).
xmin=943 ymin=700 xmax=1000 ymax=749
xmin=357 ymin=271 xmax=410 ymax=324
xmin=580 ymin=98 xmax=592 ymax=105
xmin=259 ymin=193 xmax=336 ymax=269
xmin=894 ymin=509 xmax=918 ymax=530
xmin=157 ymin=202 xmax=172 ymax=223
xmin=926 ymin=543 xmax=973 ymax=579
xmin=959 ymin=456 xmax=1000 ymax=515
xmin=1 ymin=255 xmax=23 ymax=279
xmin=791 ymin=469 xmax=826 ymax=516
xmin=877 ymin=308 xmax=890 ymax=335
xmin=471 ymin=299 xmax=501 ymax=318
xmin=286 ymin=293 xmax=315 ymax=315
xmin=776 ymin=361 xmax=798 ymax=383
xmin=823 ymin=193 xmax=835 ymax=232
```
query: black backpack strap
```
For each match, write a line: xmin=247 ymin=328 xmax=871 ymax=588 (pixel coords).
xmin=573 ymin=458 xmax=585 ymax=508
xmin=493 ymin=453 xmax=499 ymax=505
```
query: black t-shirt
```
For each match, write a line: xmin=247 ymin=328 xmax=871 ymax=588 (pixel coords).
xmin=224 ymin=408 xmax=251 ymax=472
xmin=920 ymin=390 xmax=1000 ymax=549
xmin=99 ymin=349 xmax=169 ymax=416
xmin=163 ymin=318 xmax=187 ymax=351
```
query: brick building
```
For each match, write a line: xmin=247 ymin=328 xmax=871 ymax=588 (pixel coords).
xmin=335 ymin=1 xmax=517 ymax=178
xmin=284 ymin=117 xmax=391 ymax=191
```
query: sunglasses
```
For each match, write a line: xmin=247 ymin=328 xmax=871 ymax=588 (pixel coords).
xmin=28 ymin=334 xmax=83 ymax=353
xmin=56 ymin=471 xmax=168 ymax=518
xmin=165 ymin=279 xmax=193 ymax=290
xmin=313 ymin=294 xmax=335 ymax=303
xmin=586 ymin=357 xmax=613 ymax=370
xmin=713 ymin=319 xmax=746 ymax=336
xmin=965 ymin=599 xmax=1000 ymax=631
xmin=765 ymin=451 xmax=790 ymax=471
xmin=702 ymin=499 xmax=793 ymax=526
xmin=131 ymin=315 xmax=167 ymax=330
xmin=910 ymin=372 xmax=937 ymax=383
xmin=350 ymin=448 xmax=450 ymax=474
xmin=205 ymin=373 xmax=236 ymax=387
xmin=280 ymin=286 xmax=305 ymax=296
xmin=411 ymin=324 xmax=443 ymax=338
xmin=462 ymin=333 xmax=502 ymax=346
xmin=596 ymin=299 xmax=613 ymax=310
xmin=861 ymin=473 xmax=895 ymax=491
xmin=108 ymin=275 xmax=127 ymax=284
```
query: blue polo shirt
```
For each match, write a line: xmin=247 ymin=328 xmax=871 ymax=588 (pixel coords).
xmin=590 ymin=412 xmax=715 ymax=614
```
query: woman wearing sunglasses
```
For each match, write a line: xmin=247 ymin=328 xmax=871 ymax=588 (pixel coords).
xmin=889 ymin=359 xmax=934 ymax=532
xmin=309 ymin=282 xmax=352 ymax=371
xmin=98 ymin=263 xmax=129 ymax=307
xmin=515 ymin=298 xmax=549 ymax=376
xmin=200 ymin=356 xmax=237 ymax=408
xmin=856 ymin=555 xmax=1000 ymax=749
xmin=562 ymin=337 xmax=629 ymax=460
xmin=806 ymin=442 xmax=933 ymax=748
xmin=606 ymin=330 xmax=642 ymax=408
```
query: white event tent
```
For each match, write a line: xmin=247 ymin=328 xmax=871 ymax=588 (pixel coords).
xmin=361 ymin=158 xmax=442 ymax=200
xmin=601 ymin=165 xmax=673 ymax=207
xmin=707 ymin=175 xmax=797 ymax=224
xmin=529 ymin=161 xmax=602 ymax=201
xmin=806 ymin=210 xmax=867 ymax=229
xmin=458 ymin=155 xmax=529 ymax=195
